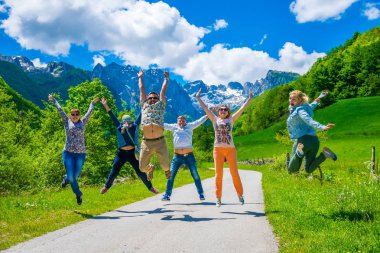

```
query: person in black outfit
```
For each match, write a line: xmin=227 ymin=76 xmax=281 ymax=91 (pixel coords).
xmin=100 ymin=97 xmax=159 ymax=194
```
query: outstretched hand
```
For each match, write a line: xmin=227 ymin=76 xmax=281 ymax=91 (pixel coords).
xmin=138 ymin=70 xmax=144 ymax=78
xmin=92 ymin=97 xmax=99 ymax=103
xmin=325 ymin=123 xmax=335 ymax=130
xmin=248 ymin=89 xmax=253 ymax=100
xmin=48 ymin=94 xmax=55 ymax=101
xmin=196 ymin=88 xmax=202 ymax=100
xmin=101 ymin=97 xmax=107 ymax=105
xmin=164 ymin=71 xmax=169 ymax=79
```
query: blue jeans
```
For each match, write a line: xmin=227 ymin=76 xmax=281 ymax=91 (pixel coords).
xmin=165 ymin=153 xmax=204 ymax=196
xmin=105 ymin=149 xmax=152 ymax=190
xmin=62 ymin=151 xmax=86 ymax=196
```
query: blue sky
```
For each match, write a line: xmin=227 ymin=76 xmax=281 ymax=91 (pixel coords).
xmin=0 ymin=0 xmax=379 ymax=85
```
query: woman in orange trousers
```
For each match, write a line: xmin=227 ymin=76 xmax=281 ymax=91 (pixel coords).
xmin=196 ymin=88 xmax=252 ymax=207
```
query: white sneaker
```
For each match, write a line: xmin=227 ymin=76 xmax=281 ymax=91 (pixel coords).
xmin=216 ymin=198 xmax=221 ymax=207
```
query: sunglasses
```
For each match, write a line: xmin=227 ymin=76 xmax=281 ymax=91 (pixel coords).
xmin=148 ymin=97 xmax=159 ymax=100
xmin=219 ymin=108 xmax=228 ymax=112
xmin=71 ymin=113 xmax=80 ymax=116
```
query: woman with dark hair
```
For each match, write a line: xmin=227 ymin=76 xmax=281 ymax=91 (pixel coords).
xmin=49 ymin=94 xmax=98 ymax=205
xmin=196 ymin=89 xmax=252 ymax=207
xmin=287 ymin=90 xmax=337 ymax=174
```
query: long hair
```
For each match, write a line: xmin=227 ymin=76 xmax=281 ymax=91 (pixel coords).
xmin=289 ymin=90 xmax=309 ymax=104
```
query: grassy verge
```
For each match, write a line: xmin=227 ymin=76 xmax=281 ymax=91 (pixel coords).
xmin=0 ymin=167 xmax=215 ymax=250
xmin=242 ymin=160 xmax=380 ymax=253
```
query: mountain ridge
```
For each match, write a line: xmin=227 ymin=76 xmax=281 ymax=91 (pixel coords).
xmin=0 ymin=53 xmax=300 ymax=122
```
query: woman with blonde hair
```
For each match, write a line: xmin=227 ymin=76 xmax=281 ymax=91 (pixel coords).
xmin=196 ymin=88 xmax=252 ymax=207
xmin=287 ymin=90 xmax=337 ymax=174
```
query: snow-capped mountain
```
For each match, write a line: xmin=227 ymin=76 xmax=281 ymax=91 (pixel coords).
xmin=184 ymin=70 xmax=300 ymax=111
xmin=92 ymin=64 xmax=202 ymax=122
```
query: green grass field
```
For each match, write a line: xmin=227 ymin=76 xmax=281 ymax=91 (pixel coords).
xmin=235 ymin=96 xmax=380 ymax=252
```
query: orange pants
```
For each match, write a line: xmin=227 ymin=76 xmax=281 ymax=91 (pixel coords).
xmin=213 ymin=147 xmax=243 ymax=198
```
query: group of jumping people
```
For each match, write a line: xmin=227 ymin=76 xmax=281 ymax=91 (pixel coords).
xmin=49 ymin=71 xmax=337 ymax=206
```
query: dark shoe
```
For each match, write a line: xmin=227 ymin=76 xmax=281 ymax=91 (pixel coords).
xmin=76 ymin=193 xmax=83 ymax=205
xmin=147 ymin=164 xmax=154 ymax=181
xmin=323 ymin=147 xmax=337 ymax=161
xmin=199 ymin=193 xmax=205 ymax=201
xmin=150 ymin=187 xmax=159 ymax=194
xmin=61 ymin=176 xmax=68 ymax=188
xmin=100 ymin=187 xmax=108 ymax=194
xmin=238 ymin=196 xmax=245 ymax=205
xmin=165 ymin=170 xmax=171 ymax=179
xmin=161 ymin=194 xmax=170 ymax=201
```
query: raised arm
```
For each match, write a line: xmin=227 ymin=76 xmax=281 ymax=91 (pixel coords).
xmin=164 ymin=122 xmax=176 ymax=131
xmin=310 ymin=90 xmax=328 ymax=110
xmin=160 ymin=71 xmax=169 ymax=104
xmin=49 ymin=94 xmax=68 ymax=123
xmin=134 ymin=112 xmax=142 ymax=126
xmin=187 ymin=115 xmax=207 ymax=130
xmin=82 ymin=97 xmax=98 ymax=125
xmin=195 ymin=88 xmax=216 ymax=120
xmin=232 ymin=90 xmax=253 ymax=122
xmin=101 ymin=97 xmax=120 ymax=127
xmin=138 ymin=70 xmax=146 ymax=104
xmin=310 ymin=100 xmax=319 ymax=110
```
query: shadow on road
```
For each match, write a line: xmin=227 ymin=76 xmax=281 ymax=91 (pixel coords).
xmin=221 ymin=211 xmax=266 ymax=217
xmin=161 ymin=214 xmax=236 ymax=222
xmin=115 ymin=207 xmax=186 ymax=215
xmin=164 ymin=202 xmax=216 ymax=206
xmin=75 ymin=211 xmax=144 ymax=219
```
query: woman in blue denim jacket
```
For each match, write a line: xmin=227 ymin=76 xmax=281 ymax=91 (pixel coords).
xmin=287 ymin=90 xmax=337 ymax=174
xmin=49 ymin=94 xmax=98 ymax=205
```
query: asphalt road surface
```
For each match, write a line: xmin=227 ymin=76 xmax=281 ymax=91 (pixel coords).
xmin=4 ymin=169 xmax=279 ymax=253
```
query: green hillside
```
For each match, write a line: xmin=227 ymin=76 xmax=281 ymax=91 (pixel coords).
xmin=0 ymin=61 xmax=42 ymax=105
xmin=236 ymin=26 xmax=380 ymax=135
xmin=0 ymin=60 xmax=90 ymax=107
xmin=235 ymin=96 xmax=380 ymax=161
xmin=0 ymin=76 xmax=40 ymax=115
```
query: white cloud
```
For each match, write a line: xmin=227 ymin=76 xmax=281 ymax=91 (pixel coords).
xmin=364 ymin=3 xmax=380 ymax=20
xmin=175 ymin=43 xmax=325 ymax=85
xmin=277 ymin=42 xmax=325 ymax=74
xmin=259 ymin=34 xmax=268 ymax=45
xmin=92 ymin=54 xmax=106 ymax=67
xmin=213 ymin=19 xmax=228 ymax=31
xmin=31 ymin=58 xmax=47 ymax=68
xmin=290 ymin=0 xmax=358 ymax=23
xmin=0 ymin=3 xmax=7 ymax=13
xmin=0 ymin=0 xmax=209 ymax=68
xmin=1 ymin=0 xmax=326 ymax=85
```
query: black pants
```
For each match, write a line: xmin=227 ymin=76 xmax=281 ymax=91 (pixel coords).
xmin=105 ymin=149 xmax=152 ymax=190
xmin=288 ymin=135 xmax=326 ymax=174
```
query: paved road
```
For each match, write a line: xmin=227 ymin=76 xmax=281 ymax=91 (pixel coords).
xmin=4 ymin=169 xmax=278 ymax=253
